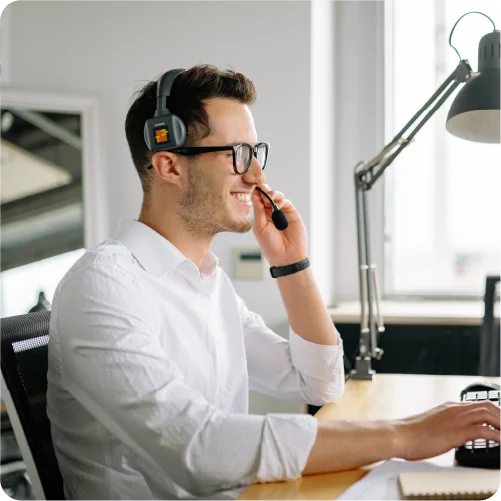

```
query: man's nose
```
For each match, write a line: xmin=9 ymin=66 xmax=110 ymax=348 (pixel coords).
xmin=242 ymin=155 xmax=265 ymax=186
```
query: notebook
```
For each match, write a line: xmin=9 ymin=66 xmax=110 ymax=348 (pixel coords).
xmin=398 ymin=470 xmax=500 ymax=500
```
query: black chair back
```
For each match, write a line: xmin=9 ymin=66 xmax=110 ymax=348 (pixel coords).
xmin=1 ymin=311 xmax=65 ymax=500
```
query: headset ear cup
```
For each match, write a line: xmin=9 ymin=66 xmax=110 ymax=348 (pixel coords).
xmin=143 ymin=113 xmax=186 ymax=152
xmin=171 ymin=114 xmax=187 ymax=147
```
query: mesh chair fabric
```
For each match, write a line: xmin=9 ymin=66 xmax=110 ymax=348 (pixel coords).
xmin=1 ymin=311 xmax=65 ymax=500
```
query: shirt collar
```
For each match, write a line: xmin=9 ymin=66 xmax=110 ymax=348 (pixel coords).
xmin=113 ymin=218 xmax=219 ymax=278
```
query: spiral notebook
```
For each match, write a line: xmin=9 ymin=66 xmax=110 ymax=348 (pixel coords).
xmin=398 ymin=470 xmax=500 ymax=500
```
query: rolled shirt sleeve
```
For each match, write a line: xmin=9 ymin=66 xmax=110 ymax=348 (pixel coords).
xmin=240 ymin=295 xmax=345 ymax=406
xmin=50 ymin=263 xmax=319 ymax=497
xmin=289 ymin=326 xmax=345 ymax=404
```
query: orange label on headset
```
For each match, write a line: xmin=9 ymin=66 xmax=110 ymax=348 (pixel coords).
xmin=155 ymin=128 xmax=168 ymax=143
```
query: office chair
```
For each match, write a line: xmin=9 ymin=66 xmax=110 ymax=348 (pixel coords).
xmin=1 ymin=311 xmax=65 ymax=500
xmin=479 ymin=275 xmax=500 ymax=377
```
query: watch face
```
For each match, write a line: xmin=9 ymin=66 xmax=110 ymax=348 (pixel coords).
xmin=154 ymin=126 xmax=169 ymax=144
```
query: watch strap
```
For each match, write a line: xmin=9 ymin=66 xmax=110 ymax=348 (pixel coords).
xmin=270 ymin=257 xmax=310 ymax=278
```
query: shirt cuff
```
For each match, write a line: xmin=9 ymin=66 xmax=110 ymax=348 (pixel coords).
xmin=289 ymin=326 xmax=344 ymax=381
xmin=255 ymin=413 xmax=318 ymax=483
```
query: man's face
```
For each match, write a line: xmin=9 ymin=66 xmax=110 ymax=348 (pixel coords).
xmin=178 ymin=98 xmax=265 ymax=237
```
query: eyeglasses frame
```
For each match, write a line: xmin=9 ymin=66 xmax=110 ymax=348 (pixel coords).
xmin=145 ymin=142 xmax=270 ymax=174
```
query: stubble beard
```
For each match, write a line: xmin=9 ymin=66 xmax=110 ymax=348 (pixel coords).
xmin=178 ymin=163 xmax=253 ymax=237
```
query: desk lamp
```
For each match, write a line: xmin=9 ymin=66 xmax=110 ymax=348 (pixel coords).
xmin=351 ymin=11 xmax=500 ymax=380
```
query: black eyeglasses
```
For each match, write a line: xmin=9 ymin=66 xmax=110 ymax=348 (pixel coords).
xmin=145 ymin=142 xmax=270 ymax=174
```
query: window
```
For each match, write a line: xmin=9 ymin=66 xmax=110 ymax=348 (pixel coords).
xmin=384 ymin=0 xmax=500 ymax=297
xmin=0 ymin=248 xmax=85 ymax=317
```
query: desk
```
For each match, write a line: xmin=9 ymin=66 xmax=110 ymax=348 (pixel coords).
xmin=239 ymin=374 xmax=500 ymax=500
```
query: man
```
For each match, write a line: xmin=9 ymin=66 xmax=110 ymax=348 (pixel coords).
xmin=47 ymin=64 xmax=500 ymax=500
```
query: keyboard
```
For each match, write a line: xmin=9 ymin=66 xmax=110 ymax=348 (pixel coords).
xmin=455 ymin=388 xmax=500 ymax=468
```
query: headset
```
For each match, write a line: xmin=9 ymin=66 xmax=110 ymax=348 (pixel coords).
xmin=143 ymin=68 xmax=186 ymax=154
xmin=143 ymin=68 xmax=288 ymax=231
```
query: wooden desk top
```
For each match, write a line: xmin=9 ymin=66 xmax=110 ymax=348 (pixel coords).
xmin=240 ymin=374 xmax=500 ymax=500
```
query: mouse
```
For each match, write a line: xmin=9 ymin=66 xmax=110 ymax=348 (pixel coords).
xmin=460 ymin=381 xmax=500 ymax=399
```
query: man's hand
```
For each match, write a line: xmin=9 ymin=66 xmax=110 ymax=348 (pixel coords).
xmin=394 ymin=400 xmax=501 ymax=461
xmin=251 ymin=184 xmax=338 ymax=346
xmin=251 ymin=184 xmax=308 ymax=267
xmin=303 ymin=400 xmax=500 ymax=476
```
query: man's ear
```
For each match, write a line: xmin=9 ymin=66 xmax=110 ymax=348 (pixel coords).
xmin=149 ymin=151 xmax=187 ymax=188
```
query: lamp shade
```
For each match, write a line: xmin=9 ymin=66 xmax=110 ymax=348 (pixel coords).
xmin=446 ymin=30 xmax=500 ymax=143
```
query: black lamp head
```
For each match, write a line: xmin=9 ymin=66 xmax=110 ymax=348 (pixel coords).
xmin=446 ymin=29 xmax=500 ymax=143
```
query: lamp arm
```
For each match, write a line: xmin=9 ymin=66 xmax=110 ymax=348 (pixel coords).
xmin=360 ymin=70 xmax=458 ymax=172
xmin=350 ymin=59 xmax=472 ymax=380
xmin=358 ymin=59 xmax=472 ymax=190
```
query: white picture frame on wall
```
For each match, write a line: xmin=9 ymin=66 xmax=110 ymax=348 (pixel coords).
xmin=0 ymin=0 xmax=11 ymax=84
xmin=0 ymin=85 xmax=108 ymax=248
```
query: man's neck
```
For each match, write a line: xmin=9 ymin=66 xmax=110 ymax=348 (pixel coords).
xmin=137 ymin=209 xmax=213 ymax=271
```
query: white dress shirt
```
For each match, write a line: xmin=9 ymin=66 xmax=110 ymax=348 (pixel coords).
xmin=47 ymin=218 xmax=344 ymax=500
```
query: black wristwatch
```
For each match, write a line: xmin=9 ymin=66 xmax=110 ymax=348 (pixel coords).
xmin=269 ymin=257 xmax=310 ymax=278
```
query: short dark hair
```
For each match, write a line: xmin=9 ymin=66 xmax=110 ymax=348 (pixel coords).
xmin=125 ymin=64 xmax=257 ymax=196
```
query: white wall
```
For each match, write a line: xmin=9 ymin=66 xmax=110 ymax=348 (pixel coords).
xmin=6 ymin=0 xmax=344 ymax=412
xmin=333 ymin=0 xmax=385 ymax=302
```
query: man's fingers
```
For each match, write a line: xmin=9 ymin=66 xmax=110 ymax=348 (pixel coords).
xmin=465 ymin=424 xmax=501 ymax=443
xmin=273 ymin=194 xmax=288 ymax=209
xmin=259 ymin=189 xmax=286 ymax=208
xmin=278 ymin=199 xmax=292 ymax=210
xmin=461 ymin=405 xmax=500 ymax=429
xmin=251 ymin=189 xmax=268 ymax=228
xmin=255 ymin=187 xmax=297 ymax=218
